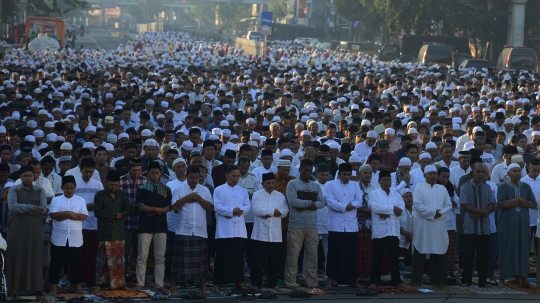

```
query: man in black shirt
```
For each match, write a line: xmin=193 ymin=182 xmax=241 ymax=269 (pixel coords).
xmin=134 ymin=161 xmax=172 ymax=292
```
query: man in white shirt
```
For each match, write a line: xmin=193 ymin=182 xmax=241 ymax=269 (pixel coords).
xmin=40 ymin=156 xmax=63 ymax=196
xmin=212 ymin=165 xmax=251 ymax=291
xmin=65 ymin=148 xmax=102 ymax=183
xmin=490 ymin=145 xmax=518 ymax=185
xmin=324 ymin=163 xmax=363 ymax=289
xmin=14 ymin=159 xmax=56 ymax=204
xmin=314 ymin=163 xmax=330 ymax=272
xmin=252 ymin=149 xmax=277 ymax=183
xmin=521 ymin=158 xmax=540 ymax=256
xmin=369 ymin=170 xmax=405 ymax=288
xmin=353 ymin=130 xmax=377 ymax=163
xmin=391 ymin=157 xmax=412 ymax=192
xmin=75 ymin=158 xmax=104 ymax=286
xmin=237 ymin=156 xmax=261 ymax=274
xmin=250 ymin=172 xmax=288 ymax=290
xmin=411 ymin=165 xmax=453 ymax=287
xmin=48 ymin=175 xmax=89 ymax=295
xmin=169 ymin=166 xmax=213 ymax=292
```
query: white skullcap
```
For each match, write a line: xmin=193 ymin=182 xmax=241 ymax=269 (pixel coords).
xmin=367 ymin=131 xmax=378 ymax=139
xmin=423 ymin=165 xmax=437 ymax=174
xmin=141 ymin=129 xmax=152 ymax=137
xmin=173 ymin=158 xmax=186 ymax=167
xmin=384 ymin=128 xmax=395 ymax=135
xmin=426 ymin=142 xmax=437 ymax=150
xmin=280 ymin=149 xmax=293 ymax=157
xmin=398 ymin=157 xmax=412 ymax=167
xmin=349 ymin=154 xmax=362 ymax=163
xmin=507 ymin=163 xmax=521 ymax=171
xmin=419 ymin=153 xmax=431 ymax=160
xmin=181 ymin=141 xmax=193 ymax=151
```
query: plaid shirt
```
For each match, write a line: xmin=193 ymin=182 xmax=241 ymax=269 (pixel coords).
xmin=119 ymin=173 xmax=148 ymax=230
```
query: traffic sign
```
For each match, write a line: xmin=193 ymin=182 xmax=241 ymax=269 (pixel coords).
xmin=261 ymin=11 xmax=273 ymax=26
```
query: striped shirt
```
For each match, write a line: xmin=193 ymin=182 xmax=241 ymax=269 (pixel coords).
xmin=119 ymin=174 xmax=148 ymax=230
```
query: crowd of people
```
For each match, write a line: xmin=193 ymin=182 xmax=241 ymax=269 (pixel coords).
xmin=0 ymin=30 xmax=539 ymax=297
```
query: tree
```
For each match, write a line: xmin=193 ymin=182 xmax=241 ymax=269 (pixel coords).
xmin=214 ymin=3 xmax=251 ymax=32
xmin=27 ymin=0 xmax=89 ymax=17
xmin=193 ymin=1 xmax=216 ymax=29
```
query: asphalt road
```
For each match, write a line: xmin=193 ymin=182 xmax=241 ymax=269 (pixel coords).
xmin=70 ymin=29 xmax=130 ymax=50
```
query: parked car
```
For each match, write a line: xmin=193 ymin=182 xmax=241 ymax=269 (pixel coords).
xmin=246 ymin=31 xmax=261 ymax=40
xmin=453 ymin=52 xmax=473 ymax=68
xmin=497 ymin=46 xmax=538 ymax=71
xmin=459 ymin=59 xmax=491 ymax=70
xmin=417 ymin=43 xmax=454 ymax=66
xmin=393 ymin=53 xmax=417 ymax=63
xmin=316 ymin=40 xmax=340 ymax=51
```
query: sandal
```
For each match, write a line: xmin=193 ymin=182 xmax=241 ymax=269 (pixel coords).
xmin=288 ymin=290 xmax=311 ymax=298
xmin=355 ymin=289 xmax=378 ymax=296
xmin=259 ymin=292 xmax=277 ymax=300
xmin=240 ymin=291 xmax=257 ymax=300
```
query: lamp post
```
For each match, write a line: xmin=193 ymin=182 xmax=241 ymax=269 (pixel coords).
xmin=508 ymin=0 xmax=528 ymax=46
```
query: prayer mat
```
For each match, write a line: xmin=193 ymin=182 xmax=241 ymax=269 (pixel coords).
xmin=92 ymin=289 xmax=150 ymax=299
xmin=505 ymin=279 xmax=540 ymax=294
xmin=170 ymin=289 xmax=225 ymax=298
xmin=377 ymin=285 xmax=421 ymax=294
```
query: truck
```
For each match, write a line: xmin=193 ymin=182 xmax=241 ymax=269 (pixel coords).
xmin=25 ymin=17 xmax=68 ymax=48
xmin=378 ymin=35 xmax=471 ymax=61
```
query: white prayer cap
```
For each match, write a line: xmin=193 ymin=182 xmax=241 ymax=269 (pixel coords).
xmin=173 ymin=158 xmax=186 ymax=167
xmin=278 ymin=159 xmax=291 ymax=167
xmin=398 ymin=157 xmax=412 ymax=167
xmin=181 ymin=141 xmax=193 ymax=151
xmin=349 ymin=155 xmax=362 ymax=163
xmin=507 ymin=163 xmax=521 ymax=171
xmin=408 ymin=128 xmax=418 ymax=134
xmin=280 ymin=149 xmax=293 ymax=157
xmin=384 ymin=128 xmax=396 ymax=135
xmin=367 ymin=130 xmax=378 ymax=139
xmin=423 ymin=165 xmax=437 ymax=174
xmin=419 ymin=153 xmax=431 ymax=160
xmin=511 ymin=155 xmax=524 ymax=163
xmin=426 ymin=142 xmax=437 ymax=150
xmin=400 ymin=188 xmax=412 ymax=196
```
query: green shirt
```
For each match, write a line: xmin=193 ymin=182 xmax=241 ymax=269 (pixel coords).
xmin=94 ymin=189 xmax=131 ymax=242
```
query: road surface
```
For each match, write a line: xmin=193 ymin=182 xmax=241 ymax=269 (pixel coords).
xmin=70 ymin=29 xmax=132 ymax=50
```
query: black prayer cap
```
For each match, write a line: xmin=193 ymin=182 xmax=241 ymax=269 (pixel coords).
xmin=224 ymin=149 xmax=237 ymax=159
xmin=262 ymin=172 xmax=275 ymax=182
xmin=338 ymin=163 xmax=352 ymax=173
xmin=107 ymin=170 xmax=121 ymax=182
xmin=148 ymin=161 xmax=161 ymax=171
xmin=203 ymin=140 xmax=215 ymax=149
xmin=129 ymin=158 xmax=142 ymax=166
xmin=18 ymin=165 xmax=34 ymax=175
xmin=62 ymin=175 xmax=76 ymax=187
xmin=261 ymin=149 xmax=273 ymax=157
xmin=340 ymin=143 xmax=352 ymax=153
xmin=379 ymin=170 xmax=392 ymax=180
xmin=318 ymin=145 xmax=330 ymax=153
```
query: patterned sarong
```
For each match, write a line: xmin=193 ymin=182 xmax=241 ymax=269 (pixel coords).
xmin=96 ymin=240 xmax=125 ymax=289
xmin=171 ymin=235 xmax=208 ymax=282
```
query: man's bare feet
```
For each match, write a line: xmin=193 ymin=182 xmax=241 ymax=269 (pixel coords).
xmin=368 ymin=283 xmax=377 ymax=290
xmin=134 ymin=285 xmax=144 ymax=291
xmin=461 ymin=284 xmax=469 ymax=287
xmin=49 ymin=284 xmax=58 ymax=296
xmin=235 ymin=282 xmax=246 ymax=291
xmin=170 ymin=281 xmax=177 ymax=293
xmin=212 ymin=284 xmax=219 ymax=291
xmin=273 ymin=286 xmax=280 ymax=291
xmin=350 ymin=282 xmax=361 ymax=289
xmin=324 ymin=278 xmax=333 ymax=289
xmin=498 ymin=280 xmax=506 ymax=288
xmin=251 ymin=286 xmax=259 ymax=291
xmin=286 ymin=286 xmax=295 ymax=290
xmin=200 ymin=280 xmax=208 ymax=292
xmin=156 ymin=287 xmax=168 ymax=293
xmin=521 ymin=277 xmax=535 ymax=289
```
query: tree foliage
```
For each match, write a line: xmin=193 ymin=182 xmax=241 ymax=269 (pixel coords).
xmin=214 ymin=3 xmax=251 ymax=31
xmin=193 ymin=1 xmax=216 ymax=28
xmin=28 ymin=0 xmax=89 ymax=17
xmin=336 ymin=0 xmax=540 ymax=46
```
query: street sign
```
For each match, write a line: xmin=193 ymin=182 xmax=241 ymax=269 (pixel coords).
xmin=261 ymin=25 xmax=272 ymax=36
xmin=261 ymin=11 xmax=273 ymax=26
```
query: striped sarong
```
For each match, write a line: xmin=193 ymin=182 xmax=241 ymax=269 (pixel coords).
xmin=171 ymin=235 xmax=208 ymax=282
xmin=356 ymin=230 xmax=372 ymax=277
xmin=95 ymin=240 xmax=125 ymax=289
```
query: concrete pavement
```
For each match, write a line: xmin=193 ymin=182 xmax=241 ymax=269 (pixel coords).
xmin=69 ymin=29 xmax=130 ymax=50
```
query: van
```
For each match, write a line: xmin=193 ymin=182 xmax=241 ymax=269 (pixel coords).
xmin=417 ymin=43 xmax=454 ymax=66
xmin=246 ymin=31 xmax=261 ymax=40
xmin=497 ymin=46 xmax=538 ymax=71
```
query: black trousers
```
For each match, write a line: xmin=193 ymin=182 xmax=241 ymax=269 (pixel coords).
xmin=461 ymin=234 xmax=490 ymax=287
xmin=50 ymin=243 xmax=84 ymax=285
xmin=411 ymin=247 xmax=448 ymax=285
xmin=250 ymin=240 xmax=281 ymax=288
xmin=164 ymin=230 xmax=175 ymax=280
xmin=531 ymin=226 xmax=538 ymax=254
xmin=124 ymin=229 xmax=138 ymax=275
xmin=370 ymin=236 xmax=400 ymax=286
xmin=214 ymin=238 xmax=245 ymax=285
xmin=245 ymin=223 xmax=254 ymax=268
